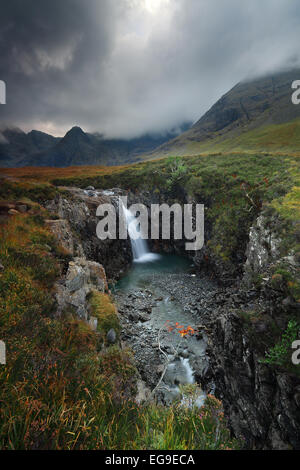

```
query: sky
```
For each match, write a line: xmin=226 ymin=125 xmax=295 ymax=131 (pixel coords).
xmin=0 ymin=0 xmax=300 ymax=138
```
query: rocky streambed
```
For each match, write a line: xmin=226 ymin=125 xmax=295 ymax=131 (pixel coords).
xmin=113 ymin=254 xmax=220 ymax=404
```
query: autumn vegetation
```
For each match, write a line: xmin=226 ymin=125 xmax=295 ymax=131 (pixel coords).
xmin=0 ymin=148 xmax=299 ymax=448
xmin=0 ymin=189 xmax=238 ymax=449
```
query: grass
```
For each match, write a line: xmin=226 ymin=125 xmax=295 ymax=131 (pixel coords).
xmin=2 ymin=151 xmax=299 ymax=281
xmin=261 ymin=319 xmax=300 ymax=373
xmin=0 ymin=148 xmax=299 ymax=447
xmin=149 ymin=118 xmax=300 ymax=157
xmin=0 ymin=204 xmax=237 ymax=450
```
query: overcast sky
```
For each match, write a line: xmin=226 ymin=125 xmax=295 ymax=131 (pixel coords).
xmin=0 ymin=0 xmax=300 ymax=138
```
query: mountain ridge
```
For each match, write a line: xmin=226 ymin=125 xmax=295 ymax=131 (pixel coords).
xmin=148 ymin=69 xmax=300 ymax=157
xmin=0 ymin=123 xmax=191 ymax=167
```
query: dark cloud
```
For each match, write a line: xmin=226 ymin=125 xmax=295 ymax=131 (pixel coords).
xmin=0 ymin=0 xmax=299 ymax=137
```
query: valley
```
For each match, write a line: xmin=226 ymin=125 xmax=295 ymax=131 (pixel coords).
xmin=0 ymin=69 xmax=300 ymax=450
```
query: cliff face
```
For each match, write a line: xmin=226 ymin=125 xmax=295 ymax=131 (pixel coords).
xmin=45 ymin=187 xmax=132 ymax=280
xmin=207 ymin=213 xmax=300 ymax=449
xmin=209 ymin=312 xmax=300 ymax=449
xmin=126 ymin=188 xmax=300 ymax=449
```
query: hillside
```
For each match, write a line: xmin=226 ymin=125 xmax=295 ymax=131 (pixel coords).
xmin=149 ymin=69 xmax=300 ymax=157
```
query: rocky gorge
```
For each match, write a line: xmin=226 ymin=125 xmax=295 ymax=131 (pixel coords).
xmin=42 ymin=182 xmax=300 ymax=450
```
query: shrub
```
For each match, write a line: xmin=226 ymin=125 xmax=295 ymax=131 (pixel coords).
xmin=262 ymin=320 xmax=300 ymax=368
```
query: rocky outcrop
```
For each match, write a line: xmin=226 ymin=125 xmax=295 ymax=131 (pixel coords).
xmin=208 ymin=312 xmax=300 ymax=449
xmin=46 ymin=219 xmax=76 ymax=256
xmin=45 ymin=187 xmax=132 ymax=279
xmin=55 ymin=257 xmax=108 ymax=319
xmin=245 ymin=215 xmax=282 ymax=273
xmin=206 ymin=212 xmax=300 ymax=449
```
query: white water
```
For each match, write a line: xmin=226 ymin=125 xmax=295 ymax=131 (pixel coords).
xmin=120 ymin=201 xmax=160 ymax=263
xmin=181 ymin=358 xmax=195 ymax=384
xmin=164 ymin=357 xmax=206 ymax=407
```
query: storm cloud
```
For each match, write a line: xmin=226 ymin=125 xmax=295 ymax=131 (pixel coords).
xmin=0 ymin=0 xmax=300 ymax=137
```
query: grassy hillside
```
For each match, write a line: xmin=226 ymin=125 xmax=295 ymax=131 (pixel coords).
xmin=148 ymin=70 xmax=300 ymax=158
xmin=148 ymin=119 xmax=300 ymax=157
xmin=210 ymin=118 xmax=300 ymax=154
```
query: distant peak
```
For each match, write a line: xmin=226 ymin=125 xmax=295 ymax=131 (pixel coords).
xmin=67 ymin=126 xmax=85 ymax=135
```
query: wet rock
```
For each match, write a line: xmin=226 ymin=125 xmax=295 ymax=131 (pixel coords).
xmin=181 ymin=349 xmax=189 ymax=359
xmin=138 ymin=312 xmax=150 ymax=323
xmin=45 ymin=192 xmax=132 ymax=280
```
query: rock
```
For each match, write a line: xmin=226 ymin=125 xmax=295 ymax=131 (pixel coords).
xmin=65 ymin=262 xmax=86 ymax=292
xmin=88 ymin=316 xmax=98 ymax=331
xmin=8 ymin=209 xmax=19 ymax=216
xmin=135 ymin=379 xmax=151 ymax=404
xmin=55 ymin=257 xmax=108 ymax=319
xmin=181 ymin=349 xmax=189 ymax=359
xmin=85 ymin=186 xmax=95 ymax=191
xmin=138 ymin=312 xmax=150 ymax=323
xmin=244 ymin=214 xmax=282 ymax=287
xmin=46 ymin=219 xmax=74 ymax=255
xmin=45 ymin=192 xmax=132 ymax=280
xmin=282 ymin=297 xmax=294 ymax=308
xmin=128 ymin=311 xmax=140 ymax=322
xmin=16 ymin=204 xmax=27 ymax=213
xmin=107 ymin=328 xmax=117 ymax=344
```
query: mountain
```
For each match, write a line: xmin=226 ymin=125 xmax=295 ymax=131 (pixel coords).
xmin=150 ymin=69 xmax=300 ymax=157
xmin=0 ymin=123 xmax=191 ymax=168
xmin=0 ymin=127 xmax=60 ymax=167
xmin=0 ymin=127 xmax=59 ymax=167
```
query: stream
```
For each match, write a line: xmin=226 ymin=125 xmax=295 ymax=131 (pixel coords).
xmin=111 ymin=200 xmax=219 ymax=406
xmin=113 ymin=253 xmax=216 ymax=406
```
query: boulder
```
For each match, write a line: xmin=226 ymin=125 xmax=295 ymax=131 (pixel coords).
xmin=16 ymin=204 xmax=27 ymax=213
xmin=8 ymin=209 xmax=19 ymax=216
xmin=55 ymin=257 xmax=108 ymax=319
xmin=107 ymin=328 xmax=117 ymax=344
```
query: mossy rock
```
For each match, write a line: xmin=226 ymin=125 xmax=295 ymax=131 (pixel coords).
xmin=87 ymin=290 xmax=120 ymax=342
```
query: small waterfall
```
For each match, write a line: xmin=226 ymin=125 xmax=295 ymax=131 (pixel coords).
xmin=120 ymin=201 xmax=160 ymax=263
xmin=181 ymin=358 xmax=195 ymax=384
xmin=164 ymin=357 xmax=206 ymax=407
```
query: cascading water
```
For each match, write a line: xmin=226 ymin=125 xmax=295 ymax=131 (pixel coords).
xmin=118 ymin=200 xmax=207 ymax=407
xmin=120 ymin=201 xmax=160 ymax=263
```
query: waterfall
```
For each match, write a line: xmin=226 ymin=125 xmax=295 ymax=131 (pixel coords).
xmin=120 ymin=201 xmax=160 ymax=263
